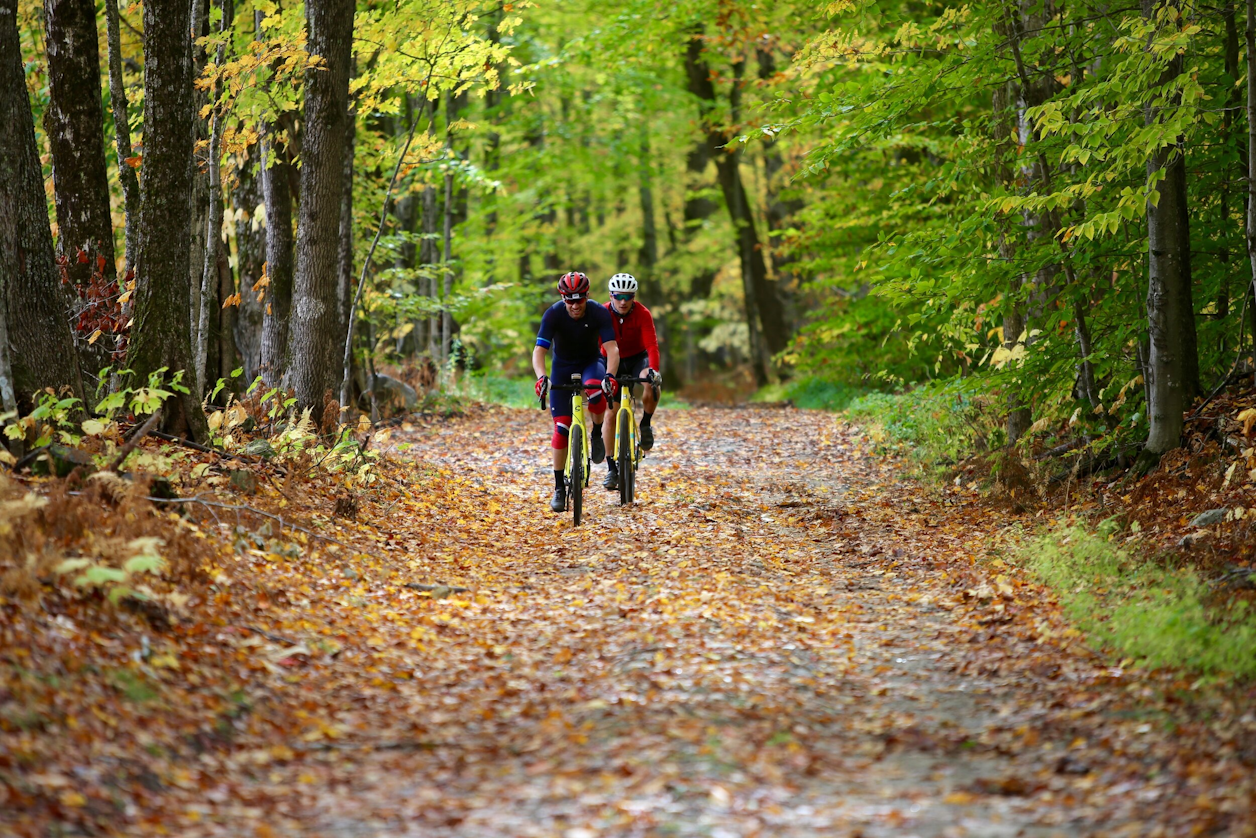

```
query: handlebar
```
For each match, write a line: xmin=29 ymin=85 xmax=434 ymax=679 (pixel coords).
xmin=539 ymin=373 xmax=662 ymax=410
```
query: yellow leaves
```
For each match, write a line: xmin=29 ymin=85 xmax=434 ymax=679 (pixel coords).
xmin=1237 ymin=407 xmax=1256 ymax=436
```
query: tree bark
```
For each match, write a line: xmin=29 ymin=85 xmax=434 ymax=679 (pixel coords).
xmin=756 ymin=45 xmax=802 ymax=325
xmin=103 ymin=0 xmax=139 ymax=275
xmin=683 ymin=33 xmax=786 ymax=384
xmin=196 ymin=0 xmax=233 ymax=393
xmin=256 ymin=13 xmax=296 ymax=388
xmin=124 ymin=0 xmax=207 ymax=439
xmin=0 ymin=0 xmax=84 ymax=409
xmin=336 ymin=73 xmax=356 ymax=366
xmin=441 ymin=170 xmax=453 ymax=367
xmin=1144 ymin=0 xmax=1199 ymax=454
xmin=991 ymin=79 xmax=1032 ymax=444
xmin=1247 ymin=0 xmax=1256 ymax=388
xmin=43 ymin=0 xmax=116 ymax=381
xmin=188 ymin=0 xmax=211 ymax=386
xmin=422 ymin=178 xmax=439 ymax=360
xmin=214 ymin=241 xmax=236 ymax=383
xmin=286 ymin=0 xmax=354 ymax=424
xmin=233 ymin=147 xmax=265 ymax=382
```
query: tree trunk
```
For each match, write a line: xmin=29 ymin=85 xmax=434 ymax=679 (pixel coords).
xmin=441 ymin=171 xmax=453 ymax=367
xmin=637 ymin=115 xmax=673 ymax=374
xmin=757 ymin=45 xmax=802 ymax=325
xmin=683 ymin=34 xmax=785 ymax=384
xmin=215 ymin=242 xmax=236 ymax=383
xmin=1219 ymin=0 xmax=1241 ymax=320
xmin=0 ymin=0 xmax=84 ymax=408
xmin=1247 ymin=0 xmax=1256 ymax=389
xmin=196 ymin=0 xmax=233 ymax=394
xmin=285 ymin=0 xmax=354 ymax=425
xmin=422 ymin=181 xmax=439 ymax=360
xmin=1144 ymin=0 xmax=1199 ymax=454
xmin=682 ymin=139 xmax=720 ymax=300
xmin=256 ymin=21 xmax=296 ymax=387
xmin=124 ymin=0 xmax=207 ymax=439
xmin=43 ymin=0 xmax=115 ymax=382
xmin=233 ymin=147 xmax=265 ymax=382
xmin=336 ymin=72 xmax=356 ymax=374
xmin=188 ymin=0 xmax=210 ymax=389
xmin=103 ymin=0 xmax=139 ymax=275
xmin=991 ymin=79 xmax=1032 ymax=444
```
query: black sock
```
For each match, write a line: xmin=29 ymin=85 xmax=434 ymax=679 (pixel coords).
xmin=608 ymin=459 xmax=617 ymax=474
xmin=593 ymin=421 xmax=602 ymax=434
xmin=641 ymin=411 xmax=653 ymax=428
xmin=554 ymin=469 xmax=564 ymax=491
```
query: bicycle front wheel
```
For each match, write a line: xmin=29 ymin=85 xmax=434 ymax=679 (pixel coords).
xmin=618 ymin=421 xmax=634 ymax=505
xmin=570 ymin=432 xmax=584 ymax=526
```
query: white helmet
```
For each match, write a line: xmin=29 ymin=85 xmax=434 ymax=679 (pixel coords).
xmin=608 ymin=273 xmax=638 ymax=295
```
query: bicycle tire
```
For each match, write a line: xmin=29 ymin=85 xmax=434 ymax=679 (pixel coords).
xmin=618 ymin=421 xmax=633 ymax=505
xmin=570 ymin=432 xmax=584 ymax=526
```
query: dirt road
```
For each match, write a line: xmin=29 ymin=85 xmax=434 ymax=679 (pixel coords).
xmin=6 ymin=406 xmax=1252 ymax=836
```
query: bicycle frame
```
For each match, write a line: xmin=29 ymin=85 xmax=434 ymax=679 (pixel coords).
xmin=545 ymin=375 xmax=593 ymax=524
xmin=563 ymin=376 xmax=591 ymax=490
xmin=612 ymin=383 xmax=641 ymax=472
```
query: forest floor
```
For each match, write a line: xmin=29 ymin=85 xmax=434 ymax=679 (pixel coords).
xmin=3 ymin=404 xmax=1255 ymax=837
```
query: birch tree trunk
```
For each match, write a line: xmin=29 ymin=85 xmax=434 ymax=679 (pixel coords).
xmin=0 ymin=0 xmax=83 ymax=409
xmin=285 ymin=0 xmax=354 ymax=424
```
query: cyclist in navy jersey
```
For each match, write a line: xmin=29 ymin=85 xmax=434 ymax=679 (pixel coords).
xmin=532 ymin=271 xmax=620 ymax=513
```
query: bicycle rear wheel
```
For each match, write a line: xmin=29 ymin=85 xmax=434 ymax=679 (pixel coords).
xmin=618 ymin=421 xmax=634 ymax=505
xmin=570 ymin=432 xmax=584 ymax=526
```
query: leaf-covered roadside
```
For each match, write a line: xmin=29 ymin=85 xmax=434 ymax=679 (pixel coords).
xmin=3 ymin=405 xmax=1255 ymax=836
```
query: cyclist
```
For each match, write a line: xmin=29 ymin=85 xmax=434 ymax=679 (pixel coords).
xmin=600 ymin=272 xmax=661 ymax=491
xmin=533 ymin=271 xmax=620 ymax=513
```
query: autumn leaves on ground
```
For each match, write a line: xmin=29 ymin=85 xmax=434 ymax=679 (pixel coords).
xmin=3 ymin=405 xmax=1255 ymax=837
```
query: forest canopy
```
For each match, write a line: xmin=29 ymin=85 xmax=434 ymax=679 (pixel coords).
xmin=2 ymin=0 xmax=1253 ymax=462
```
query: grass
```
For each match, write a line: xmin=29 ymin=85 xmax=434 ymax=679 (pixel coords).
xmin=843 ymin=380 xmax=1005 ymax=473
xmin=752 ymin=376 xmax=867 ymax=411
xmin=1021 ymin=521 xmax=1256 ymax=679
xmin=455 ymin=373 xmax=539 ymax=409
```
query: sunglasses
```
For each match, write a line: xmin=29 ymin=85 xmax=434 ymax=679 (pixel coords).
xmin=612 ymin=293 xmax=635 ymax=302
xmin=562 ymin=293 xmax=587 ymax=302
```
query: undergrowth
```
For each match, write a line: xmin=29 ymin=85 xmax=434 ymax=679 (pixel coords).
xmin=752 ymin=377 xmax=866 ymax=411
xmin=844 ymin=381 xmax=1005 ymax=475
xmin=1021 ymin=522 xmax=1256 ymax=679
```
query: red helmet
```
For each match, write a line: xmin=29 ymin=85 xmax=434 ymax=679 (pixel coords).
xmin=557 ymin=271 xmax=590 ymax=297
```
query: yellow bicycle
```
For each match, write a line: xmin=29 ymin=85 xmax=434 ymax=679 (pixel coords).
xmin=610 ymin=373 xmax=659 ymax=505
xmin=544 ymin=374 xmax=593 ymax=526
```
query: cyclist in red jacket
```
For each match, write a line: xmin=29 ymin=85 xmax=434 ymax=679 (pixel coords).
xmin=600 ymin=273 xmax=661 ymax=491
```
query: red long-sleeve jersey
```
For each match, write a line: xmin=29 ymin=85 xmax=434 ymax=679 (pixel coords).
xmin=602 ymin=301 xmax=660 ymax=370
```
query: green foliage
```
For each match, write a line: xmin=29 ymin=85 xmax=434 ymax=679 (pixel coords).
xmin=752 ymin=377 xmax=865 ymax=411
xmin=1022 ymin=523 xmax=1256 ymax=679
xmin=780 ymin=0 xmax=1250 ymax=449
xmin=845 ymin=381 xmax=1005 ymax=470
xmin=2 ymin=391 xmax=83 ymax=448
xmin=454 ymin=374 xmax=538 ymax=409
xmin=56 ymin=537 xmax=167 ymax=605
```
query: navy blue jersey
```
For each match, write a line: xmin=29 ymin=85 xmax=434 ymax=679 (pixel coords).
xmin=535 ymin=300 xmax=615 ymax=363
